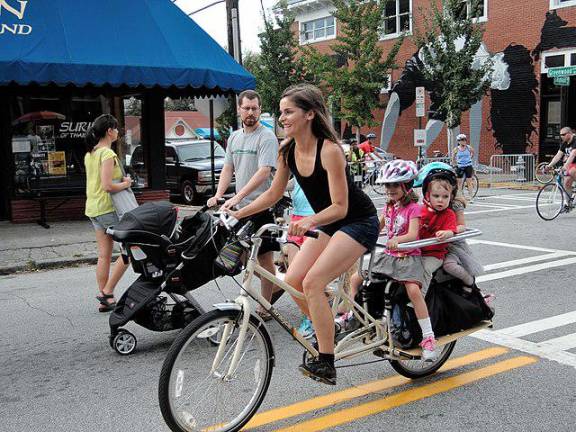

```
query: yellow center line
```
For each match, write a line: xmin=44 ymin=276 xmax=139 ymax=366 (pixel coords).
xmin=244 ymin=347 xmax=508 ymax=430
xmin=273 ymin=356 xmax=537 ymax=432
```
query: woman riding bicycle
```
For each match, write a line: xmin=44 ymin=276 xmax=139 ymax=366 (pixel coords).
xmin=451 ymin=133 xmax=475 ymax=202
xmin=230 ymin=84 xmax=379 ymax=385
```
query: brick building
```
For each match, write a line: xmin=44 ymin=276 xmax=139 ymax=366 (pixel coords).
xmin=287 ymin=0 xmax=576 ymax=164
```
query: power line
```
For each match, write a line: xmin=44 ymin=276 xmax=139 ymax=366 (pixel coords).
xmin=188 ymin=0 xmax=225 ymax=16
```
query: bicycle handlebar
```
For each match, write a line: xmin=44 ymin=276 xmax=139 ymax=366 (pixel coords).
xmin=377 ymin=228 xmax=482 ymax=251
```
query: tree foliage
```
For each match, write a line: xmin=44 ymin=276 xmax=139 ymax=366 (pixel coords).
xmin=414 ymin=0 xmax=492 ymax=129
xmin=251 ymin=0 xmax=311 ymax=117
xmin=302 ymin=0 xmax=402 ymax=140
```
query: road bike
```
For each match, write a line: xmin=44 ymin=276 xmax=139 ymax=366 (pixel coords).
xmin=458 ymin=166 xmax=479 ymax=202
xmin=157 ymin=215 xmax=491 ymax=432
xmin=535 ymin=161 xmax=562 ymax=184
xmin=536 ymin=168 xmax=576 ymax=220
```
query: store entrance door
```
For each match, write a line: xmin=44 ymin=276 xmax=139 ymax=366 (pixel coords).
xmin=539 ymin=74 xmax=574 ymax=161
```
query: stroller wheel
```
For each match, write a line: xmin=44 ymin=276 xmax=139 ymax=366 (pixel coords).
xmin=112 ymin=329 xmax=137 ymax=355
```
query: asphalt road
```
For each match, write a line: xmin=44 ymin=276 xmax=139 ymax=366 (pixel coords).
xmin=2 ymin=188 xmax=576 ymax=432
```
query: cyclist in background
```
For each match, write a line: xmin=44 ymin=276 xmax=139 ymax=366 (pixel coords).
xmin=451 ymin=133 xmax=475 ymax=202
xmin=358 ymin=132 xmax=376 ymax=155
xmin=546 ymin=127 xmax=576 ymax=201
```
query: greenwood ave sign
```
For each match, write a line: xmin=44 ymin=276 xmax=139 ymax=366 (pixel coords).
xmin=548 ymin=66 xmax=576 ymax=78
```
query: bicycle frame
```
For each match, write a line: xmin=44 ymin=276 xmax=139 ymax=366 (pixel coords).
xmin=213 ymin=219 xmax=484 ymax=380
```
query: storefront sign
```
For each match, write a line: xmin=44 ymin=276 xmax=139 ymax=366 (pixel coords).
xmin=0 ymin=1 xmax=32 ymax=35
xmin=548 ymin=66 xmax=576 ymax=78
xmin=58 ymin=121 xmax=93 ymax=139
xmin=48 ymin=151 xmax=66 ymax=176
xmin=553 ymin=76 xmax=570 ymax=86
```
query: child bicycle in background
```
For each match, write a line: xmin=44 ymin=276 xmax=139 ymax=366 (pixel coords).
xmin=349 ymin=160 xmax=442 ymax=361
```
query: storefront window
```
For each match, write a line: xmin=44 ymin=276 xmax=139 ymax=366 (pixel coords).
xmin=10 ymin=95 xmax=109 ymax=196
xmin=123 ymin=96 xmax=147 ymax=188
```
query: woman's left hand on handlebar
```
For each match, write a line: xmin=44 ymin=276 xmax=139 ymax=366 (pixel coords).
xmin=289 ymin=216 xmax=315 ymax=237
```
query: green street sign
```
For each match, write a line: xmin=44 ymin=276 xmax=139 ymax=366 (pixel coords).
xmin=548 ymin=66 xmax=576 ymax=78
xmin=554 ymin=76 xmax=570 ymax=86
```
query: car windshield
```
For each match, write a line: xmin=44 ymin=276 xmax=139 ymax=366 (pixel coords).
xmin=176 ymin=142 xmax=226 ymax=161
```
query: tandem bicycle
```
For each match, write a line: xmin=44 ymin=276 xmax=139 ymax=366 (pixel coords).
xmin=157 ymin=215 xmax=492 ymax=432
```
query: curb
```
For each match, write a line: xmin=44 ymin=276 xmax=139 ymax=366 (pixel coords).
xmin=479 ymin=182 xmax=541 ymax=191
xmin=0 ymin=253 xmax=120 ymax=275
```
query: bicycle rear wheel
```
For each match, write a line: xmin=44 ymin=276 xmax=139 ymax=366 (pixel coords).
xmin=462 ymin=174 xmax=479 ymax=201
xmin=389 ymin=341 xmax=456 ymax=379
xmin=159 ymin=309 xmax=274 ymax=432
xmin=535 ymin=162 xmax=553 ymax=184
xmin=536 ymin=183 xmax=564 ymax=221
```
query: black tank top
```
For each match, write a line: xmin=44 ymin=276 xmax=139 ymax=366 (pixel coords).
xmin=287 ymin=139 xmax=376 ymax=232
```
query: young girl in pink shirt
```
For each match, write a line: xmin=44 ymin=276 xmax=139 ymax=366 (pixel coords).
xmin=349 ymin=160 xmax=438 ymax=361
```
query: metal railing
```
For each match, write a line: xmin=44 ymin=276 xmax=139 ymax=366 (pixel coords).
xmin=488 ymin=154 xmax=536 ymax=184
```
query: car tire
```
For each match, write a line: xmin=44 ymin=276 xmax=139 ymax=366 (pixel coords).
xmin=180 ymin=180 xmax=197 ymax=205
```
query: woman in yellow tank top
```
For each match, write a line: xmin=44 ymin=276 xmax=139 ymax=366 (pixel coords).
xmin=84 ymin=114 xmax=132 ymax=312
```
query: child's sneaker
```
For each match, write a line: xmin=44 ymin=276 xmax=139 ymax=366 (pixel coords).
xmin=420 ymin=336 xmax=439 ymax=362
xmin=297 ymin=317 xmax=315 ymax=339
xmin=334 ymin=311 xmax=352 ymax=329
xmin=483 ymin=293 xmax=496 ymax=306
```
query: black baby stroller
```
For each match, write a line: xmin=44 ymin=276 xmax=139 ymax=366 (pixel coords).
xmin=106 ymin=201 xmax=232 ymax=355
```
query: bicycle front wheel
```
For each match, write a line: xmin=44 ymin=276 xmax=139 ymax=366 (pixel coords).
xmin=159 ymin=309 xmax=274 ymax=432
xmin=389 ymin=341 xmax=456 ymax=379
xmin=536 ymin=183 xmax=565 ymax=221
xmin=535 ymin=162 xmax=553 ymax=184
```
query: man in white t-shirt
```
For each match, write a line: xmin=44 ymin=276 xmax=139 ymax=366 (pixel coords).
xmin=208 ymin=90 xmax=280 ymax=320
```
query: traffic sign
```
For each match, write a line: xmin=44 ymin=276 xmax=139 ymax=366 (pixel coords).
xmin=415 ymin=86 xmax=425 ymax=103
xmin=416 ymin=86 xmax=425 ymax=117
xmin=554 ymin=76 xmax=570 ymax=86
xmin=548 ymin=66 xmax=576 ymax=78
xmin=414 ymin=129 xmax=426 ymax=147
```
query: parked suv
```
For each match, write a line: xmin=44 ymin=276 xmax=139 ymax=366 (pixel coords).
xmin=130 ymin=139 xmax=234 ymax=205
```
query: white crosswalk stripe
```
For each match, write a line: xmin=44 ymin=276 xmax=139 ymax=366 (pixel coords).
xmin=473 ymin=312 xmax=576 ymax=369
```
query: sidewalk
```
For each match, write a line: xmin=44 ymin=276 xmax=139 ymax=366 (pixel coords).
xmin=0 ymin=182 xmax=540 ymax=275
xmin=0 ymin=205 xmax=201 ymax=275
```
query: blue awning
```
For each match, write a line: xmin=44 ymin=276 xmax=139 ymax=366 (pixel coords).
xmin=195 ymin=128 xmax=221 ymax=140
xmin=0 ymin=0 xmax=255 ymax=92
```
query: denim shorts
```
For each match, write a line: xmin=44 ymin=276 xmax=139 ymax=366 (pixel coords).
xmin=320 ymin=215 xmax=380 ymax=251
xmin=90 ymin=211 xmax=119 ymax=231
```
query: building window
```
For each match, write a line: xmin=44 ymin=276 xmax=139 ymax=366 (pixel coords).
xmin=455 ymin=0 xmax=487 ymax=22
xmin=550 ymin=0 xmax=576 ymax=10
xmin=300 ymin=16 xmax=336 ymax=44
xmin=10 ymin=95 xmax=110 ymax=196
xmin=541 ymin=48 xmax=576 ymax=73
xmin=382 ymin=0 xmax=411 ymax=39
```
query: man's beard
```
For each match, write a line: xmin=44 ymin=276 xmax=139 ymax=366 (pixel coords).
xmin=243 ymin=116 xmax=257 ymax=127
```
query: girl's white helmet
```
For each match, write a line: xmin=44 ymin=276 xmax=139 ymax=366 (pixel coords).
xmin=377 ymin=159 xmax=418 ymax=184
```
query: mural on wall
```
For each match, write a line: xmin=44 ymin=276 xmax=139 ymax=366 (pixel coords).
xmin=489 ymin=44 xmax=538 ymax=155
xmin=379 ymin=37 xmax=510 ymax=161
xmin=532 ymin=10 xmax=576 ymax=60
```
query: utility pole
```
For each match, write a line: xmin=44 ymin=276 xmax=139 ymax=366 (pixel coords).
xmin=226 ymin=0 xmax=241 ymax=130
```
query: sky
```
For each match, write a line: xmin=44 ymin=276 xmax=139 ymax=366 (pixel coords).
xmin=173 ymin=0 xmax=278 ymax=54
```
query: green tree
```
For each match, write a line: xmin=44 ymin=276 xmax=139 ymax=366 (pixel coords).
xmin=414 ymin=0 xmax=492 ymax=145
xmin=252 ymin=0 xmax=311 ymax=117
xmin=302 ymin=0 xmax=402 ymax=142
xmin=217 ymin=1 xmax=312 ymax=140
xmin=164 ymin=97 xmax=195 ymax=111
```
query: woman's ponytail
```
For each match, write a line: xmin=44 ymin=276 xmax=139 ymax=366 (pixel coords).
xmin=84 ymin=114 xmax=119 ymax=152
